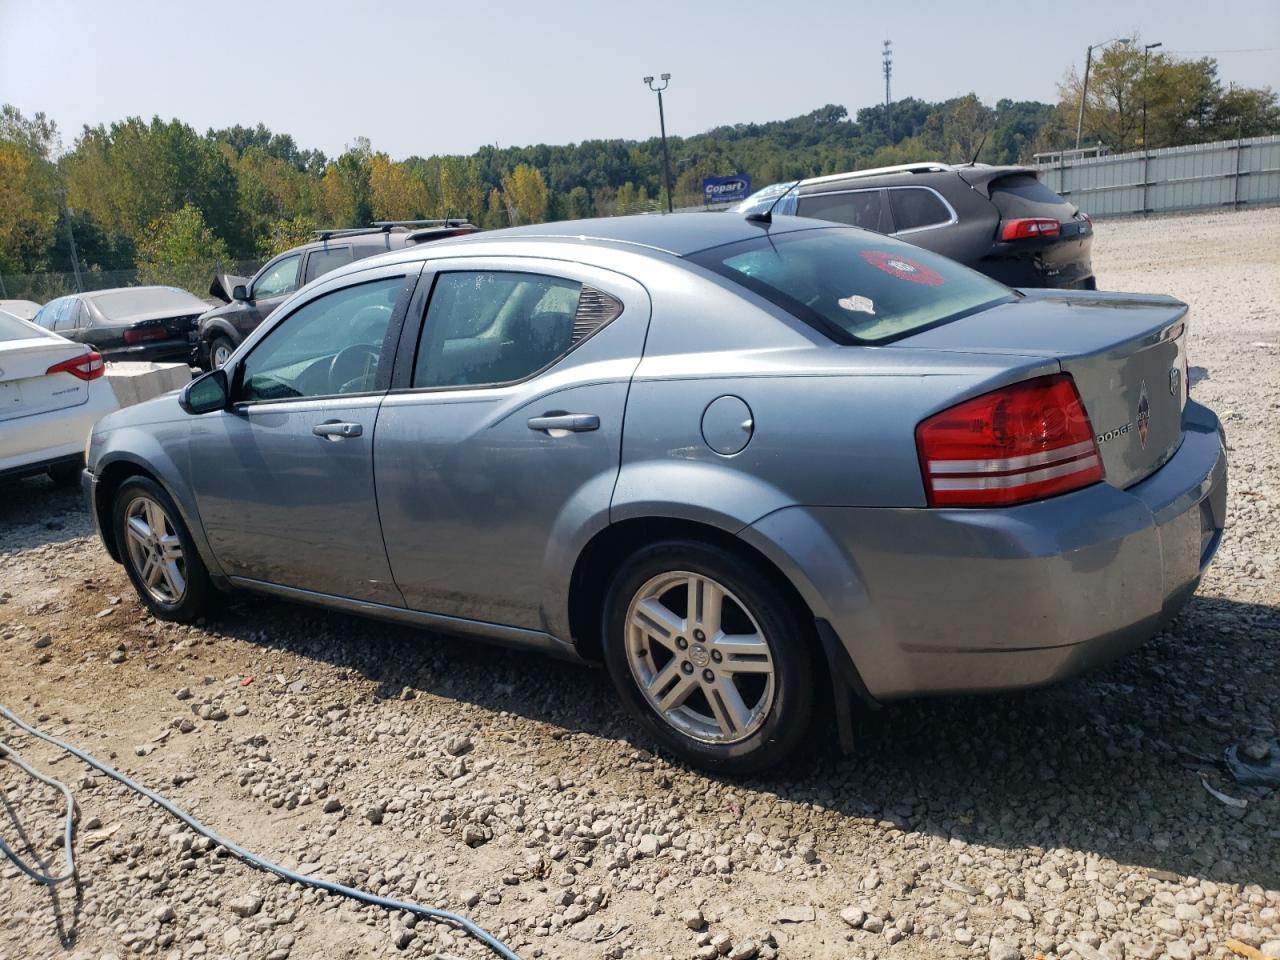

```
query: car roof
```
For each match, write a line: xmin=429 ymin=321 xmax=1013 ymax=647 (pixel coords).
xmin=82 ymin=285 xmax=204 ymax=300
xmin=450 ymin=212 xmax=830 ymax=257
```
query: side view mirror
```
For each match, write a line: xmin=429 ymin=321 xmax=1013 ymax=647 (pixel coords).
xmin=180 ymin=368 xmax=229 ymax=415
xmin=231 ymin=284 xmax=249 ymax=301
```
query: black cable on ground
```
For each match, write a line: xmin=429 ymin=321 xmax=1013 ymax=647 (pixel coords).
xmin=0 ymin=740 xmax=76 ymax=886
xmin=0 ymin=704 xmax=522 ymax=960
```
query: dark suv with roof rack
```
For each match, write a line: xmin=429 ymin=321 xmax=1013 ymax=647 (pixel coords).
xmin=733 ymin=163 xmax=1095 ymax=290
xmin=193 ymin=220 xmax=477 ymax=369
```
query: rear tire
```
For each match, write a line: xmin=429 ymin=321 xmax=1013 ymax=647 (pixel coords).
xmin=112 ymin=476 xmax=213 ymax=622
xmin=602 ymin=539 xmax=814 ymax=775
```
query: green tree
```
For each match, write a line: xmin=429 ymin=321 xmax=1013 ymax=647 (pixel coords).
xmin=136 ymin=203 xmax=229 ymax=288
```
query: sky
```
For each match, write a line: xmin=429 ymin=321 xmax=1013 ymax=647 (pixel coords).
xmin=2 ymin=0 xmax=1278 ymax=159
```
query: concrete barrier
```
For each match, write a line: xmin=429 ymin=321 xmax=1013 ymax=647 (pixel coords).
xmin=105 ymin=362 xmax=193 ymax=408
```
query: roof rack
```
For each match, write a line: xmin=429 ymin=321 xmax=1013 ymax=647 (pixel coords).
xmin=312 ymin=219 xmax=474 ymax=241
xmin=799 ymin=162 xmax=952 ymax=188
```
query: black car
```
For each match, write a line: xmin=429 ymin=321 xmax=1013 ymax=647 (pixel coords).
xmin=733 ymin=163 xmax=1095 ymax=289
xmin=31 ymin=286 xmax=210 ymax=362
xmin=195 ymin=220 xmax=477 ymax=368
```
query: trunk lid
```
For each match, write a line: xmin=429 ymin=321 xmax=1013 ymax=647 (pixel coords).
xmin=890 ymin=289 xmax=1189 ymax=489
xmin=0 ymin=338 xmax=94 ymax=422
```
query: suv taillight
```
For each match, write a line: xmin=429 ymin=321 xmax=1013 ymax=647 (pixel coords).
xmin=1000 ymin=217 xmax=1061 ymax=241
xmin=916 ymin=374 xmax=1104 ymax=507
xmin=46 ymin=350 xmax=105 ymax=382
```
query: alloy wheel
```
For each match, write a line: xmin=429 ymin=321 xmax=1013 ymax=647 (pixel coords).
xmin=624 ymin=570 xmax=776 ymax=744
xmin=123 ymin=495 xmax=187 ymax=604
xmin=212 ymin=342 xmax=233 ymax=368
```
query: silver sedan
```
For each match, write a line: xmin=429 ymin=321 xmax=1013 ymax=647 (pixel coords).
xmin=83 ymin=214 xmax=1226 ymax=773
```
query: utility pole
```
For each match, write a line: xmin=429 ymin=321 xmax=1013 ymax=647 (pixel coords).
xmin=882 ymin=41 xmax=893 ymax=141
xmin=1142 ymin=41 xmax=1163 ymax=150
xmin=1076 ymin=36 xmax=1131 ymax=149
xmin=64 ymin=207 xmax=84 ymax=293
xmin=644 ymin=74 xmax=674 ymax=213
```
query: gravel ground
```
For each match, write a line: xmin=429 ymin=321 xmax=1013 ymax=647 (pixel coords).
xmin=1 ymin=207 xmax=1277 ymax=960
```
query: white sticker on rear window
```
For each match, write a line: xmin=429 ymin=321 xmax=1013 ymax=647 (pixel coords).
xmin=838 ymin=295 xmax=875 ymax=314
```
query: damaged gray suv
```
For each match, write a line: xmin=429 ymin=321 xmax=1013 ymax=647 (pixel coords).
xmin=84 ymin=213 xmax=1226 ymax=773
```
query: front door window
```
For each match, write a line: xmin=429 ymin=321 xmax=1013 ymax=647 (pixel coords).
xmin=252 ymin=254 xmax=302 ymax=300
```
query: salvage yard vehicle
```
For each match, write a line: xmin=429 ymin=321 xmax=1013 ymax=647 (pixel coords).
xmin=0 ymin=299 xmax=43 ymax=322
xmin=196 ymin=220 xmax=478 ymax=369
xmin=31 ymin=286 xmax=210 ymax=364
xmin=733 ymin=162 xmax=1096 ymax=290
xmin=1 ymin=311 xmax=118 ymax=484
xmin=83 ymin=213 xmax=1225 ymax=774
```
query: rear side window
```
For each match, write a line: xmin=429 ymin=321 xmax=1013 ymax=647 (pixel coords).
xmin=52 ymin=299 xmax=78 ymax=331
xmin=988 ymin=174 xmax=1073 ymax=218
xmin=414 ymin=271 xmax=603 ymax=388
xmin=889 ymin=188 xmax=952 ymax=232
xmin=796 ymin=190 xmax=883 ymax=230
xmin=304 ymin=246 xmax=354 ymax=284
xmin=690 ymin=227 xmax=1013 ymax=345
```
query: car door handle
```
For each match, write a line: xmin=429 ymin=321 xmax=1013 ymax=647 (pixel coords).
xmin=527 ymin=413 xmax=600 ymax=434
xmin=312 ymin=421 xmax=363 ymax=439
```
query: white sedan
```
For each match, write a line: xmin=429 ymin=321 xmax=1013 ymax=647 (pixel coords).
xmin=0 ymin=311 xmax=119 ymax=484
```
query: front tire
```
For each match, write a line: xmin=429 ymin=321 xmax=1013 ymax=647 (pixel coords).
xmin=209 ymin=335 xmax=236 ymax=369
xmin=602 ymin=540 xmax=814 ymax=775
xmin=112 ymin=476 xmax=213 ymax=622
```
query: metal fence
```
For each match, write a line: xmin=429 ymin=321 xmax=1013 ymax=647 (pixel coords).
xmin=0 ymin=260 xmax=264 ymax=305
xmin=1035 ymin=135 xmax=1280 ymax=218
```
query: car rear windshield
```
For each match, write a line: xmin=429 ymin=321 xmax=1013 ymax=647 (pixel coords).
xmin=689 ymin=227 xmax=1014 ymax=344
xmin=988 ymin=174 xmax=1074 ymax=219
xmin=91 ymin=287 xmax=203 ymax=322
xmin=0 ymin=312 xmax=45 ymax=342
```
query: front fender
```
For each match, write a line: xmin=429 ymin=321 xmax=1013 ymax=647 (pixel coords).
xmin=90 ymin=423 xmax=226 ymax=580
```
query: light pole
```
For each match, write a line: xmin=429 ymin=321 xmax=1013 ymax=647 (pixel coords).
xmin=1075 ymin=36 xmax=1131 ymax=149
xmin=1142 ymin=41 xmax=1163 ymax=150
xmin=644 ymin=74 xmax=674 ymax=213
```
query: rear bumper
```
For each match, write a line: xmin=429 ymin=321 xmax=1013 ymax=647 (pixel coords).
xmin=978 ymin=239 xmax=1094 ymax=290
xmin=744 ymin=401 xmax=1226 ymax=700
xmin=102 ymin=340 xmax=194 ymax=364
xmin=0 ymin=382 xmax=118 ymax=479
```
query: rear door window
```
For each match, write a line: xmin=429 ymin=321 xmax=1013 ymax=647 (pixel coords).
xmin=413 ymin=271 xmax=585 ymax=388
xmin=795 ymin=190 xmax=883 ymax=230
xmin=304 ymin=246 xmax=354 ymax=284
xmin=888 ymin=188 xmax=952 ymax=232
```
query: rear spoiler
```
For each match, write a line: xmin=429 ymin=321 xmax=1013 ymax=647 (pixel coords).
xmin=954 ymin=165 xmax=1040 ymax=199
xmin=209 ymin=273 xmax=250 ymax=304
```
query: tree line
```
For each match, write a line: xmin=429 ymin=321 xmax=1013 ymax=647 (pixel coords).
xmin=1 ymin=39 xmax=1275 ymax=286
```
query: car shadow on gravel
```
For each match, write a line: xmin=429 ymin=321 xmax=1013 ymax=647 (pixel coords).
xmin=0 ymin=477 xmax=95 ymax=552
xmin=211 ymin=591 xmax=1280 ymax=890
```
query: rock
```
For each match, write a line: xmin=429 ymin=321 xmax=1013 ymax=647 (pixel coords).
xmin=954 ymin=928 xmax=974 ymax=945
xmin=1259 ymin=941 xmax=1280 ymax=959
xmin=391 ymin=926 xmax=414 ymax=950
xmin=711 ymin=932 xmax=733 ymax=955
xmin=728 ymin=941 xmax=759 ymax=960
xmin=840 ymin=906 xmax=866 ymax=928
xmin=777 ymin=905 xmax=815 ymax=923
xmin=1005 ymin=900 xmax=1033 ymax=923
xmin=322 ymin=797 xmax=342 ymax=814
xmin=363 ymin=805 xmax=384 ymax=825
xmin=637 ymin=834 xmax=660 ymax=856
xmin=681 ymin=909 xmax=707 ymax=931
xmin=462 ymin=824 xmax=491 ymax=847
xmin=1165 ymin=941 xmax=1192 ymax=960
xmin=863 ymin=916 xmax=885 ymax=934
xmin=989 ymin=939 xmax=1020 ymax=960
xmin=862 ymin=870 xmax=881 ymax=891
xmin=228 ymin=894 xmax=263 ymax=918
xmin=109 ymin=649 xmax=126 ymax=663
xmin=444 ymin=734 xmax=473 ymax=756
xmin=564 ymin=904 xmax=588 ymax=924
xmin=176 ymin=687 xmax=192 ymax=700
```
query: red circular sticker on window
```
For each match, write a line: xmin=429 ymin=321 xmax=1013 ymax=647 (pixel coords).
xmin=861 ymin=250 xmax=944 ymax=286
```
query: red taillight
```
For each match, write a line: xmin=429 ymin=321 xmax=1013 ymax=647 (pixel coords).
xmin=123 ymin=325 xmax=167 ymax=344
xmin=916 ymin=374 xmax=1105 ymax=507
xmin=1000 ymin=217 xmax=1062 ymax=241
xmin=46 ymin=350 xmax=105 ymax=382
